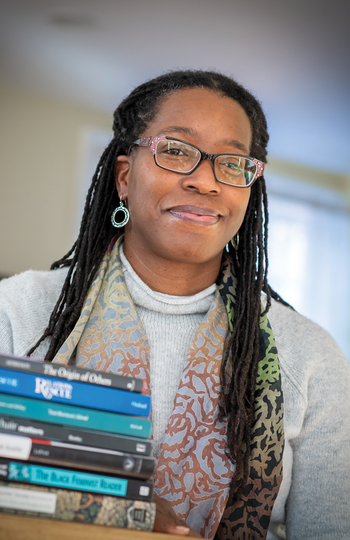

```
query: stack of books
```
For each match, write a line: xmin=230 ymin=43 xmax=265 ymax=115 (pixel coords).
xmin=0 ymin=352 xmax=156 ymax=531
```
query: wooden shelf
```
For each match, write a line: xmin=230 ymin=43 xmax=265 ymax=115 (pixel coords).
xmin=0 ymin=513 xmax=184 ymax=540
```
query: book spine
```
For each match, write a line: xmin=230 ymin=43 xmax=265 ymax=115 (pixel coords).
xmin=0 ymin=352 xmax=145 ymax=393
xmin=0 ymin=368 xmax=151 ymax=417
xmin=0 ymin=480 xmax=156 ymax=530
xmin=0 ymin=393 xmax=152 ymax=438
xmin=0 ymin=433 xmax=156 ymax=479
xmin=0 ymin=416 xmax=152 ymax=455
xmin=0 ymin=459 xmax=153 ymax=501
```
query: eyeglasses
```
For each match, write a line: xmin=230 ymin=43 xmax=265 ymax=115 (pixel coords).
xmin=131 ymin=136 xmax=265 ymax=188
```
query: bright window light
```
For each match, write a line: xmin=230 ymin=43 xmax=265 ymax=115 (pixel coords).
xmin=266 ymin=174 xmax=350 ymax=362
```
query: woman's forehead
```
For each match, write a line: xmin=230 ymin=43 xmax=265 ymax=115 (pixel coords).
xmin=153 ymin=87 xmax=245 ymax=116
xmin=146 ymin=87 xmax=252 ymax=149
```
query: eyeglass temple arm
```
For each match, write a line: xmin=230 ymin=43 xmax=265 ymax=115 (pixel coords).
xmin=133 ymin=136 xmax=167 ymax=155
xmin=254 ymin=160 xmax=265 ymax=178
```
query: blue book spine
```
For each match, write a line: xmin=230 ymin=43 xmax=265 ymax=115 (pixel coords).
xmin=1 ymin=460 xmax=153 ymax=501
xmin=0 ymin=393 xmax=152 ymax=439
xmin=0 ymin=368 xmax=150 ymax=417
xmin=9 ymin=461 xmax=128 ymax=496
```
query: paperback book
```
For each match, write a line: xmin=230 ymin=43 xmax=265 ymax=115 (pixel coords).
xmin=0 ymin=367 xmax=151 ymax=416
xmin=0 ymin=432 xmax=155 ymax=479
xmin=0 ymin=459 xmax=153 ymax=501
xmin=0 ymin=352 xmax=145 ymax=393
xmin=0 ymin=393 xmax=152 ymax=438
xmin=0 ymin=415 xmax=152 ymax=455
xmin=0 ymin=480 xmax=156 ymax=530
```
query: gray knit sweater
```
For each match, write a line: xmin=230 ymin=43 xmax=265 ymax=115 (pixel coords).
xmin=0 ymin=267 xmax=349 ymax=540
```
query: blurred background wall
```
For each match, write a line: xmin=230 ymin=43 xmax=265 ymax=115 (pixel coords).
xmin=0 ymin=85 xmax=110 ymax=275
xmin=0 ymin=0 xmax=349 ymax=359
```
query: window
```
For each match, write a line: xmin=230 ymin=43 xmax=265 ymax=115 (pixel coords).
xmin=266 ymin=174 xmax=350 ymax=362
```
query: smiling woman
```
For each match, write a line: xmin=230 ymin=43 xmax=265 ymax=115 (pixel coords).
xmin=0 ymin=70 xmax=349 ymax=540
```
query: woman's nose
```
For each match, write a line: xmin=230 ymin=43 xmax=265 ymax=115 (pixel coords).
xmin=181 ymin=159 xmax=220 ymax=194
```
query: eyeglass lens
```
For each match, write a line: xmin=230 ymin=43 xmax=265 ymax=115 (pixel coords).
xmin=155 ymin=139 xmax=256 ymax=186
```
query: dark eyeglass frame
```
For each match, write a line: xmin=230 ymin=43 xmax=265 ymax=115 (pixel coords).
xmin=130 ymin=135 xmax=265 ymax=188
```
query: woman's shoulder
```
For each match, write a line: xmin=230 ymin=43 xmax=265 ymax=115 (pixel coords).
xmin=0 ymin=267 xmax=69 ymax=357
xmin=0 ymin=267 xmax=68 ymax=298
xmin=267 ymin=297 xmax=350 ymax=398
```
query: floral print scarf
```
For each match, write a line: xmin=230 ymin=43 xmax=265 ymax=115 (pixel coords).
xmin=53 ymin=236 xmax=284 ymax=539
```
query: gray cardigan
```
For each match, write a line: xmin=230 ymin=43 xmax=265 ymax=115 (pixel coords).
xmin=0 ymin=268 xmax=350 ymax=540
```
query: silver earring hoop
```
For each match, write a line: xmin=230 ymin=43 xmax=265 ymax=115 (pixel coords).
xmin=111 ymin=200 xmax=130 ymax=228
xmin=231 ymin=234 xmax=239 ymax=250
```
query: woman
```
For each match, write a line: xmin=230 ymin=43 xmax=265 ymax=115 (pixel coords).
xmin=0 ymin=71 xmax=349 ymax=540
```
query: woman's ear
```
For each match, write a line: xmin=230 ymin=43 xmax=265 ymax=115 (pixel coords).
xmin=115 ymin=155 xmax=132 ymax=199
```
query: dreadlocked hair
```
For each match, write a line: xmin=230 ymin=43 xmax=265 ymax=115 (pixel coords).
xmin=28 ymin=69 xmax=291 ymax=502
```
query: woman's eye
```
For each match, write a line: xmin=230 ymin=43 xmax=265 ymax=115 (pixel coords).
xmin=224 ymin=161 xmax=242 ymax=172
xmin=158 ymin=142 xmax=187 ymax=157
xmin=167 ymin=147 xmax=185 ymax=156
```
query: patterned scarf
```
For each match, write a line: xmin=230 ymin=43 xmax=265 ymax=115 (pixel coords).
xmin=53 ymin=236 xmax=284 ymax=539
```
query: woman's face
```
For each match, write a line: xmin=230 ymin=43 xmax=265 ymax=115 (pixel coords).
xmin=116 ymin=88 xmax=252 ymax=268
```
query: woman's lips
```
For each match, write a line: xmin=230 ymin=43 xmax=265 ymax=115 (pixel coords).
xmin=168 ymin=205 xmax=220 ymax=225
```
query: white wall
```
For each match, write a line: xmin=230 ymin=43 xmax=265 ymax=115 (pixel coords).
xmin=0 ymin=85 xmax=111 ymax=276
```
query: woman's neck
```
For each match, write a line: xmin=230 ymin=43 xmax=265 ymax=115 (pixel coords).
xmin=122 ymin=238 xmax=221 ymax=296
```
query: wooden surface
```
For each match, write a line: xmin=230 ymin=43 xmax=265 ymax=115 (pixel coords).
xmin=0 ymin=513 xmax=184 ymax=540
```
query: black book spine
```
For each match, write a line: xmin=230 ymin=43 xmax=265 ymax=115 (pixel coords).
xmin=28 ymin=440 xmax=156 ymax=479
xmin=0 ymin=416 xmax=152 ymax=455
xmin=0 ymin=353 xmax=144 ymax=393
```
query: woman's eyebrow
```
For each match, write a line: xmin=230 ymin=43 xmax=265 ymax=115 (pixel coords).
xmin=157 ymin=126 xmax=198 ymax=137
xmin=222 ymin=139 xmax=249 ymax=154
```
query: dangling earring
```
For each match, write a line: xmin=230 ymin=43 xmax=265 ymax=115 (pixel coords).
xmin=231 ymin=233 xmax=239 ymax=250
xmin=111 ymin=200 xmax=130 ymax=228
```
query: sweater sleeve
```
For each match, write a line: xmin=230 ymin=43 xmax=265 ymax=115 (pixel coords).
xmin=0 ymin=268 xmax=68 ymax=358
xmin=267 ymin=300 xmax=350 ymax=540
xmin=286 ymin=348 xmax=350 ymax=539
